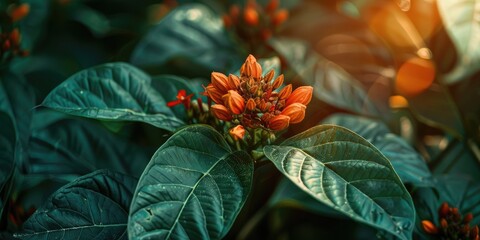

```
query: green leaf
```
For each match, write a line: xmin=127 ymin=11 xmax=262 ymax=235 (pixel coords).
xmin=26 ymin=115 xmax=152 ymax=181
xmin=128 ymin=125 xmax=253 ymax=239
xmin=41 ymin=62 xmax=184 ymax=131
xmin=264 ymin=125 xmax=415 ymax=240
xmin=130 ymin=4 xmax=241 ymax=75
xmin=14 ymin=170 xmax=137 ymax=240
xmin=407 ymin=83 xmax=464 ymax=138
xmin=322 ymin=113 xmax=432 ymax=186
xmin=270 ymin=38 xmax=386 ymax=117
xmin=437 ymin=0 xmax=480 ymax=84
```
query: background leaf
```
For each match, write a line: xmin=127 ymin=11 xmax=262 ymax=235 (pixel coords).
xmin=14 ymin=170 xmax=137 ymax=240
xmin=322 ymin=113 xmax=432 ymax=186
xmin=128 ymin=125 xmax=253 ymax=240
xmin=264 ymin=125 xmax=415 ymax=240
xmin=130 ymin=4 xmax=241 ymax=77
xmin=41 ymin=62 xmax=184 ymax=131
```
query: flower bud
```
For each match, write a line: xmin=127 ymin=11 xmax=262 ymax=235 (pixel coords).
xmin=223 ymin=90 xmax=245 ymax=114
xmin=211 ymin=72 xmax=229 ymax=93
xmin=264 ymin=69 xmax=275 ymax=83
xmin=205 ymin=84 xmax=224 ymax=104
xmin=265 ymin=0 xmax=279 ymax=13
xmin=268 ymin=114 xmax=290 ymax=131
xmin=8 ymin=3 xmax=30 ymax=22
xmin=422 ymin=220 xmax=438 ymax=234
xmin=286 ymin=86 xmax=313 ymax=106
xmin=228 ymin=74 xmax=240 ymax=89
xmin=439 ymin=202 xmax=449 ymax=217
xmin=278 ymin=84 xmax=292 ymax=100
xmin=229 ymin=125 xmax=245 ymax=140
xmin=230 ymin=5 xmax=240 ymax=20
xmin=210 ymin=104 xmax=232 ymax=121
xmin=440 ymin=218 xmax=448 ymax=229
xmin=10 ymin=29 xmax=21 ymax=46
xmin=243 ymin=6 xmax=258 ymax=26
xmin=272 ymin=74 xmax=284 ymax=89
xmin=246 ymin=98 xmax=256 ymax=111
xmin=281 ymin=103 xmax=306 ymax=124
xmin=471 ymin=226 xmax=479 ymax=239
xmin=464 ymin=213 xmax=474 ymax=223
xmin=272 ymin=9 xmax=288 ymax=26
xmin=223 ymin=15 xmax=232 ymax=28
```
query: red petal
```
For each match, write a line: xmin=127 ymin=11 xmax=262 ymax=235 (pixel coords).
xmin=177 ymin=89 xmax=187 ymax=98
xmin=167 ymin=99 xmax=182 ymax=107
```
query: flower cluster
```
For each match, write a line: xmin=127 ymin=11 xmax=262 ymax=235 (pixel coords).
xmin=1 ymin=3 xmax=30 ymax=63
xmin=205 ymin=54 xmax=312 ymax=140
xmin=223 ymin=0 xmax=288 ymax=43
xmin=422 ymin=202 xmax=479 ymax=239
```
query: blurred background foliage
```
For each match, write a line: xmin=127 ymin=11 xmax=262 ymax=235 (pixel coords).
xmin=1 ymin=0 xmax=480 ymax=239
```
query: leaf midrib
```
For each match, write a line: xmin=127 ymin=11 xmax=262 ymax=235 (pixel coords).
xmin=15 ymin=223 xmax=127 ymax=237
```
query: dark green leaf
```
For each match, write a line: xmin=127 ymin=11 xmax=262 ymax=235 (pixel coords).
xmin=14 ymin=170 xmax=137 ymax=240
xmin=407 ymin=83 xmax=464 ymax=138
xmin=130 ymin=4 xmax=241 ymax=74
xmin=264 ymin=125 xmax=415 ymax=240
xmin=322 ymin=113 xmax=432 ymax=186
xmin=41 ymin=62 xmax=184 ymax=131
xmin=437 ymin=0 xmax=480 ymax=84
xmin=26 ymin=115 xmax=151 ymax=181
xmin=270 ymin=38 xmax=386 ymax=117
xmin=128 ymin=125 xmax=253 ymax=239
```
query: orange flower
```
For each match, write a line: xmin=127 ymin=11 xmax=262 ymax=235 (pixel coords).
xmin=281 ymin=103 xmax=306 ymax=124
xmin=422 ymin=220 xmax=438 ymax=234
xmin=211 ymin=72 xmax=230 ymax=93
xmin=268 ymin=114 xmax=290 ymax=131
xmin=286 ymin=86 xmax=313 ymax=106
xmin=205 ymin=84 xmax=224 ymax=104
xmin=210 ymin=104 xmax=232 ymax=121
xmin=166 ymin=89 xmax=194 ymax=109
xmin=229 ymin=125 xmax=245 ymax=140
xmin=223 ymin=90 xmax=245 ymax=114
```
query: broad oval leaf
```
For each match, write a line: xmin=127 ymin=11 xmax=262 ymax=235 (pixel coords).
xmin=264 ymin=125 xmax=415 ymax=240
xmin=41 ymin=62 xmax=184 ymax=131
xmin=128 ymin=125 xmax=253 ymax=240
xmin=270 ymin=38 xmax=386 ymax=117
xmin=437 ymin=0 xmax=480 ymax=84
xmin=130 ymin=4 xmax=241 ymax=74
xmin=14 ymin=169 xmax=137 ymax=240
xmin=322 ymin=113 xmax=432 ymax=186
xmin=26 ymin=115 xmax=152 ymax=181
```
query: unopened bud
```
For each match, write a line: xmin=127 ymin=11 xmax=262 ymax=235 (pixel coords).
xmin=229 ymin=125 xmax=245 ymax=141
xmin=210 ymin=104 xmax=232 ymax=121
xmin=281 ymin=103 xmax=306 ymax=124
xmin=205 ymin=84 xmax=225 ymax=104
xmin=439 ymin=202 xmax=449 ymax=217
xmin=265 ymin=0 xmax=279 ymax=13
xmin=264 ymin=69 xmax=275 ymax=83
xmin=3 ymin=40 xmax=11 ymax=51
xmin=422 ymin=220 xmax=438 ymax=234
xmin=286 ymin=86 xmax=313 ymax=106
xmin=268 ymin=114 xmax=290 ymax=131
xmin=223 ymin=90 xmax=245 ymax=115
xmin=10 ymin=29 xmax=20 ymax=46
xmin=278 ymin=84 xmax=292 ymax=100
xmin=246 ymin=98 xmax=256 ymax=111
xmin=471 ymin=226 xmax=479 ymax=239
xmin=243 ymin=6 xmax=259 ymax=26
xmin=9 ymin=3 xmax=30 ymax=22
xmin=272 ymin=9 xmax=288 ymax=26
xmin=211 ymin=72 xmax=230 ymax=92
xmin=464 ymin=213 xmax=474 ymax=223
xmin=229 ymin=5 xmax=240 ymax=20
xmin=272 ymin=74 xmax=284 ymax=89
xmin=228 ymin=74 xmax=240 ymax=89
xmin=440 ymin=218 xmax=448 ymax=229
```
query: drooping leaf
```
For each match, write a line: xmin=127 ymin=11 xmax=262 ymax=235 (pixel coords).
xmin=41 ymin=62 xmax=184 ymax=131
xmin=264 ymin=125 xmax=415 ymax=240
xmin=130 ymin=4 xmax=241 ymax=76
xmin=14 ymin=170 xmax=137 ymax=240
xmin=407 ymin=83 xmax=464 ymax=138
xmin=270 ymin=38 xmax=386 ymax=117
xmin=128 ymin=125 xmax=253 ymax=240
xmin=25 ymin=115 xmax=152 ymax=181
xmin=437 ymin=0 xmax=480 ymax=84
xmin=322 ymin=113 xmax=432 ymax=186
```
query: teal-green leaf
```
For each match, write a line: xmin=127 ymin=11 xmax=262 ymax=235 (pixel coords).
xmin=130 ymin=4 xmax=241 ymax=74
xmin=14 ymin=170 xmax=137 ymax=240
xmin=264 ymin=125 xmax=415 ymax=240
xmin=128 ymin=125 xmax=253 ymax=240
xmin=26 ymin=114 xmax=152 ymax=180
xmin=437 ymin=0 xmax=480 ymax=84
xmin=270 ymin=38 xmax=385 ymax=117
xmin=41 ymin=62 xmax=184 ymax=131
xmin=322 ymin=113 xmax=432 ymax=186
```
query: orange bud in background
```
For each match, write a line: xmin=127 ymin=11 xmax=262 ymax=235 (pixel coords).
xmin=211 ymin=104 xmax=232 ymax=121
xmin=422 ymin=220 xmax=438 ymax=234
xmin=464 ymin=213 xmax=474 ymax=223
xmin=281 ymin=103 xmax=306 ymax=124
xmin=246 ymin=98 xmax=256 ymax=111
xmin=10 ymin=29 xmax=21 ymax=46
xmin=229 ymin=125 xmax=245 ymax=140
xmin=265 ymin=0 xmax=279 ymax=13
xmin=223 ymin=15 xmax=232 ymax=28
xmin=243 ymin=6 xmax=259 ymax=26
xmin=272 ymin=9 xmax=289 ymax=26
xmin=439 ymin=202 xmax=449 ymax=217
xmin=268 ymin=114 xmax=290 ymax=131
xmin=223 ymin=90 xmax=245 ymax=114
xmin=272 ymin=74 xmax=284 ymax=89
xmin=286 ymin=86 xmax=313 ymax=106
xmin=230 ymin=5 xmax=240 ymax=20
xmin=228 ymin=74 xmax=240 ymax=89
xmin=205 ymin=84 xmax=224 ymax=104
xmin=211 ymin=72 xmax=230 ymax=92
xmin=8 ymin=4 xmax=30 ymax=22
xmin=278 ymin=84 xmax=292 ymax=100
xmin=440 ymin=218 xmax=448 ymax=229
